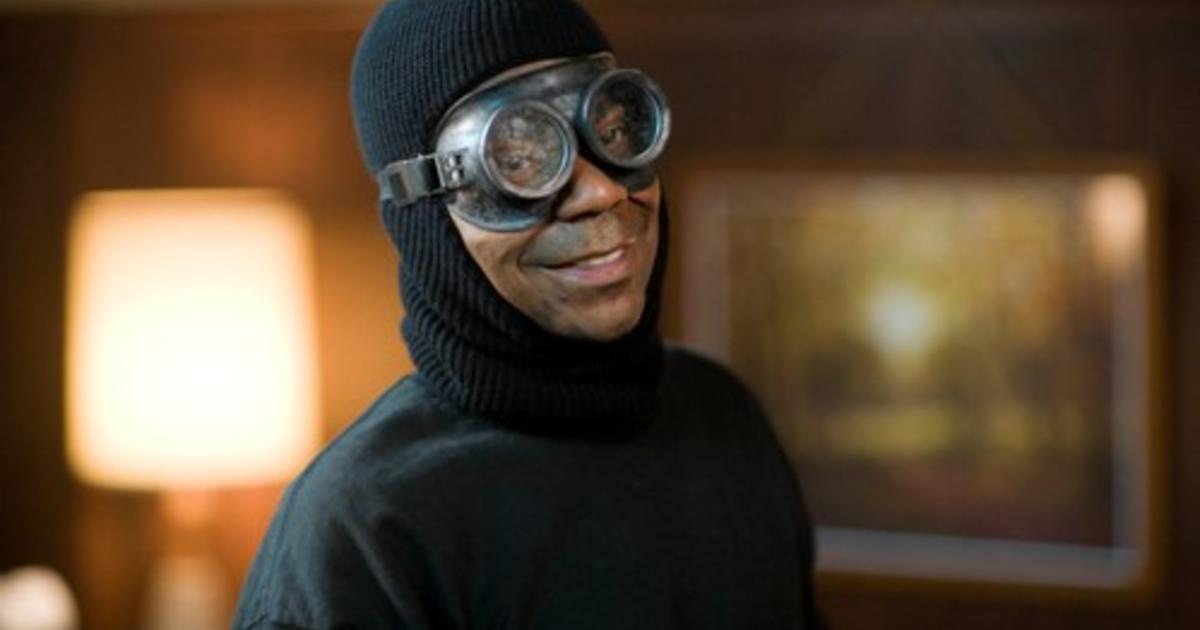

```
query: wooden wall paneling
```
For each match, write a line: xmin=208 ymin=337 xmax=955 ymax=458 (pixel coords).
xmin=0 ymin=12 xmax=80 ymax=598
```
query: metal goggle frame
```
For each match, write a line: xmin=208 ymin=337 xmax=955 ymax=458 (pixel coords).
xmin=376 ymin=53 xmax=671 ymax=231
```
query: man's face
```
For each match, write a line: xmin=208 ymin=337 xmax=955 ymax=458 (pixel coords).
xmin=449 ymin=156 xmax=661 ymax=341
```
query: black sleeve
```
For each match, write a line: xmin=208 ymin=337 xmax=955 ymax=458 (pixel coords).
xmin=675 ymin=347 xmax=829 ymax=629
xmin=232 ymin=476 xmax=457 ymax=630
xmin=796 ymin=488 xmax=829 ymax=630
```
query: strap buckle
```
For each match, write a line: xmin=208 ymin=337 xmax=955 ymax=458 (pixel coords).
xmin=377 ymin=150 xmax=468 ymax=205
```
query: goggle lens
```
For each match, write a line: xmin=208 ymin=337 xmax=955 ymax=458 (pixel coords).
xmin=484 ymin=104 xmax=573 ymax=198
xmin=585 ymin=74 xmax=664 ymax=165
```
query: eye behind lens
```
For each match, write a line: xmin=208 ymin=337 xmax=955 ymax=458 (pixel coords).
xmin=580 ymin=69 xmax=670 ymax=170
xmin=480 ymin=101 xmax=577 ymax=200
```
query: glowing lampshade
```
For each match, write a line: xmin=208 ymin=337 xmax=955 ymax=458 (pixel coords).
xmin=66 ymin=189 xmax=320 ymax=490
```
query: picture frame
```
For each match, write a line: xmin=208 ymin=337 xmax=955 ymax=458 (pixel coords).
xmin=675 ymin=158 xmax=1165 ymax=601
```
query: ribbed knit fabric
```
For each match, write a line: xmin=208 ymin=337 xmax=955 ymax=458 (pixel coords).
xmin=352 ymin=0 xmax=615 ymax=171
xmin=351 ymin=0 xmax=667 ymax=435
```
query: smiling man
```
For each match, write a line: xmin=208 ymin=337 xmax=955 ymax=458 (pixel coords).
xmin=232 ymin=1 xmax=821 ymax=628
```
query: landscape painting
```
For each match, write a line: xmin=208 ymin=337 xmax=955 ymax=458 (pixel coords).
xmin=680 ymin=166 xmax=1159 ymax=592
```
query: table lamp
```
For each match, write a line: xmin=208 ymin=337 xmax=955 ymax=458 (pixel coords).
xmin=65 ymin=189 xmax=321 ymax=630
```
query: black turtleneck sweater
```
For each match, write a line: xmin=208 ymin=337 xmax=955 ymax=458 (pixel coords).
xmin=232 ymin=347 xmax=821 ymax=629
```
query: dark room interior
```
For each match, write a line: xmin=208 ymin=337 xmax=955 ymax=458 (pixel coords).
xmin=2 ymin=0 xmax=1198 ymax=628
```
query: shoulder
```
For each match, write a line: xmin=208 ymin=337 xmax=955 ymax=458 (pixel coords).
xmin=660 ymin=344 xmax=808 ymax=512
xmin=662 ymin=344 xmax=763 ymax=412
xmin=656 ymin=344 xmax=782 ymax=450
xmin=262 ymin=374 xmax=535 ymax=555
xmin=291 ymin=374 xmax=505 ymax=503
xmin=233 ymin=376 xmax=509 ymax=628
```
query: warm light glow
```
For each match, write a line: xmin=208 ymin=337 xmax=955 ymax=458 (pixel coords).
xmin=1084 ymin=174 xmax=1147 ymax=272
xmin=864 ymin=282 xmax=941 ymax=361
xmin=66 ymin=189 xmax=320 ymax=490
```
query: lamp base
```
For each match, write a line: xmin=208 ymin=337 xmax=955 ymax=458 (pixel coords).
xmin=142 ymin=555 xmax=226 ymax=630
xmin=142 ymin=491 xmax=227 ymax=630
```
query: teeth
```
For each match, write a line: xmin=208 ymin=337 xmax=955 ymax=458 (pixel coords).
xmin=575 ymin=248 xmax=622 ymax=268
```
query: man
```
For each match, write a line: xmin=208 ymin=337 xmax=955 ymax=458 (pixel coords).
xmin=233 ymin=0 xmax=822 ymax=628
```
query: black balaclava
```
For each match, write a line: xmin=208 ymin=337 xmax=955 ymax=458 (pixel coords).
xmin=351 ymin=0 xmax=668 ymax=437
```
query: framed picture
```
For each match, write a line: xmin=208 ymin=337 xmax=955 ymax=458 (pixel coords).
xmin=677 ymin=159 xmax=1164 ymax=599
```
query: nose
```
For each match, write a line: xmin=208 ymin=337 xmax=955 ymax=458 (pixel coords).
xmin=554 ymin=157 xmax=628 ymax=221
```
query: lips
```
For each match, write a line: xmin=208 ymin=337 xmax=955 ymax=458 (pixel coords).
xmin=541 ymin=243 xmax=635 ymax=286
xmin=572 ymin=248 xmax=624 ymax=268
xmin=549 ymin=242 xmax=627 ymax=268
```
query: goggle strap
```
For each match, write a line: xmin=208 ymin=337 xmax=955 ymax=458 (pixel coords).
xmin=378 ymin=151 xmax=469 ymax=206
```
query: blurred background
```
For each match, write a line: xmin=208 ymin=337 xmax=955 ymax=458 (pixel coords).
xmin=1 ymin=0 xmax=1198 ymax=628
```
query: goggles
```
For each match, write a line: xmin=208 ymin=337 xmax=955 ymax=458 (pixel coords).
xmin=376 ymin=53 xmax=671 ymax=231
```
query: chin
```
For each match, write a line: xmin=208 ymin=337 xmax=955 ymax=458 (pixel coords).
xmin=581 ymin=317 xmax=640 ymax=342
xmin=555 ymin=296 xmax=646 ymax=342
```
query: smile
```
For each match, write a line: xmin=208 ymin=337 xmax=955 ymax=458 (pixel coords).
xmin=573 ymin=248 xmax=624 ymax=268
xmin=542 ymin=244 xmax=634 ymax=286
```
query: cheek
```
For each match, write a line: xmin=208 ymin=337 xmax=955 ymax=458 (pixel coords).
xmin=453 ymin=223 xmax=540 ymax=299
xmin=457 ymin=224 xmax=530 ymax=273
xmin=462 ymin=236 xmax=514 ymax=271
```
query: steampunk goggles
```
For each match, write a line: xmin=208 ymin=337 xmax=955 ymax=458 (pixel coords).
xmin=376 ymin=53 xmax=671 ymax=231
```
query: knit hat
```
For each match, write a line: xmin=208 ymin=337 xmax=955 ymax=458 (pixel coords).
xmin=351 ymin=0 xmax=667 ymax=435
xmin=353 ymin=0 xmax=613 ymax=171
